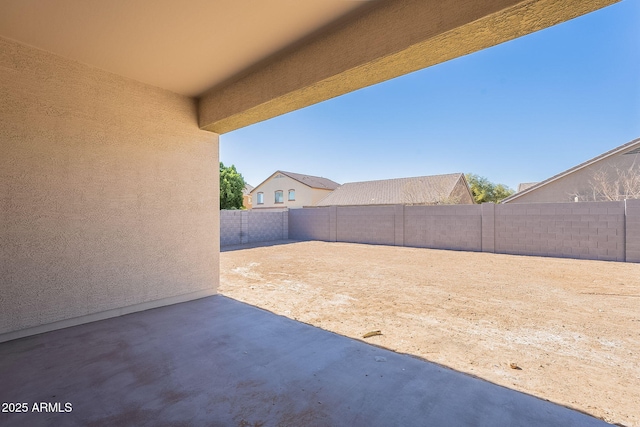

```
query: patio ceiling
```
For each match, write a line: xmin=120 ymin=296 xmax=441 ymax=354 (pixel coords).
xmin=0 ymin=0 xmax=620 ymax=134
xmin=0 ymin=0 xmax=370 ymax=97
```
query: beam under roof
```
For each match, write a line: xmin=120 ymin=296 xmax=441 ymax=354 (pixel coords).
xmin=199 ymin=0 xmax=619 ymax=134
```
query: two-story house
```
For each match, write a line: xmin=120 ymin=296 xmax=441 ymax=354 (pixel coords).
xmin=251 ymin=171 xmax=340 ymax=209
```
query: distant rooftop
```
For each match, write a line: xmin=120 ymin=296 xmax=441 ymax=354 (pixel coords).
xmin=243 ymin=184 xmax=254 ymax=196
xmin=316 ymin=173 xmax=466 ymax=206
xmin=275 ymin=171 xmax=340 ymax=190
xmin=517 ymin=182 xmax=538 ymax=193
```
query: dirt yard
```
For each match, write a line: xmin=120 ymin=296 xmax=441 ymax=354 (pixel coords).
xmin=219 ymin=241 xmax=640 ymax=426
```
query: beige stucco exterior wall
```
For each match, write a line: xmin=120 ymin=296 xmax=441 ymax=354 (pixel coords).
xmin=506 ymin=153 xmax=640 ymax=204
xmin=252 ymin=174 xmax=333 ymax=209
xmin=310 ymin=188 xmax=335 ymax=206
xmin=0 ymin=37 xmax=219 ymax=341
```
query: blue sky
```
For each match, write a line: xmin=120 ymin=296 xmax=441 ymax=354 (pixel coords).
xmin=221 ymin=0 xmax=640 ymax=191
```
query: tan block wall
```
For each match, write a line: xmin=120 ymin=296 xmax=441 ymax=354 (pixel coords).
xmin=220 ymin=210 xmax=288 ymax=247
xmin=220 ymin=211 xmax=245 ymax=246
xmin=495 ymin=202 xmax=625 ymax=261
xmin=626 ymin=199 xmax=640 ymax=262
xmin=288 ymin=202 xmax=635 ymax=263
xmin=0 ymin=38 xmax=219 ymax=339
xmin=404 ymin=205 xmax=482 ymax=251
xmin=289 ymin=208 xmax=331 ymax=241
xmin=336 ymin=206 xmax=396 ymax=245
xmin=247 ymin=210 xmax=288 ymax=243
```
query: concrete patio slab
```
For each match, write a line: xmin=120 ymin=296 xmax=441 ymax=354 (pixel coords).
xmin=0 ymin=295 xmax=610 ymax=426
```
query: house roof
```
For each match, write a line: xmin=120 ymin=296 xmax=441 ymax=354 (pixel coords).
xmin=242 ymin=184 xmax=254 ymax=196
xmin=501 ymin=137 xmax=640 ymax=203
xmin=278 ymin=171 xmax=340 ymax=190
xmin=316 ymin=173 xmax=467 ymax=206
xmin=517 ymin=182 xmax=539 ymax=192
xmin=251 ymin=171 xmax=340 ymax=193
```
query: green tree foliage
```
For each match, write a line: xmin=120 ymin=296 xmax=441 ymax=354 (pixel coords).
xmin=220 ymin=162 xmax=246 ymax=210
xmin=465 ymin=173 xmax=515 ymax=204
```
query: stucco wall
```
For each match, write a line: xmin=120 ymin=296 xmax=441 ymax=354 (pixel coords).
xmin=0 ymin=37 xmax=219 ymax=340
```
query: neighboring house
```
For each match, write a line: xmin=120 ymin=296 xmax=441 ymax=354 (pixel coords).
xmin=242 ymin=184 xmax=254 ymax=209
xmin=502 ymin=138 xmax=640 ymax=204
xmin=316 ymin=173 xmax=474 ymax=206
xmin=251 ymin=171 xmax=340 ymax=209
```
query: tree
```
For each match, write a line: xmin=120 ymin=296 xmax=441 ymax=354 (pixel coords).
xmin=220 ymin=162 xmax=246 ymax=210
xmin=572 ymin=161 xmax=640 ymax=202
xmin=465 ymin=173 xmax=514 ymax=204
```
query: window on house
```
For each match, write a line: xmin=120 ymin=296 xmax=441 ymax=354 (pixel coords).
xmin=275 ymin=190 xmax=284 ymax=203
xmin=288 ymin=189 xmax=295 ymax=201
xmin=257 ymin=192 xmax=264 ymax=204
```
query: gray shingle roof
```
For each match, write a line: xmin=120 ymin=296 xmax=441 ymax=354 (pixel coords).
xmin=278 ymin=171 xmax=340 ymax=190
xmin=316 ymin=173 xmax=465 ymax=206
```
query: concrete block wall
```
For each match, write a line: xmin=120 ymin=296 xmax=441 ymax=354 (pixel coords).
xmin=289 ymin=207 xmax=331 ymax=241
xmin=494 ymin=202 xmax=625 ymax=261
xmin=393 ymin=205 xmax=404 ymax=246
xmin=626 ymin=199 xmax=640 ymax=262
xmin=247 ymin=211 xmax=288 ymax=243
xmin=404 ymin=205 xmax=482 ymax=251
xmin=336 ymin=206 xmax=396 ymax=245
xmin=287 ymin=201 xmax=637 ymax=263
xmin=220 ymin=211 xmax=244 ymax=246
xmin=220 ymin=210 xmax=287 ymax=247
xmin=481 ymin=203 xmax=496 ymax=253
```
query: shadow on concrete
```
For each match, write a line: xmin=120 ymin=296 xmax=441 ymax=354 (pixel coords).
xmin=0 ymin=295 xmax=611 ymax=427
xmin=221 ymin=239 xmax=301 ymax=252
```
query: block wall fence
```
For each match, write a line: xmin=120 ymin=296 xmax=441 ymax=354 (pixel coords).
xmin=221 ymin=201 xmax=639 ymax=262
xmin=220 ymin=210 xmax=288 ymax=246
xmin=287 ymin=200 xmax=640 ymax=263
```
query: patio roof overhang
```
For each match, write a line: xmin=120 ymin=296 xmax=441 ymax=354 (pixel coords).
xmin=198 ymin=0 xmax=620 ymax=134
xmin=0 ymin=0 xmax=619 ymax=134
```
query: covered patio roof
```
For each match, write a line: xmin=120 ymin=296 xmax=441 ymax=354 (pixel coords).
xmin=0 ymin=0 xmax=618 ymax=133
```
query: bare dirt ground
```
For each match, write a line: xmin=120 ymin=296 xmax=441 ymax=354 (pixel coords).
xmin=219 ymin=241 xmax=640 ymax=426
